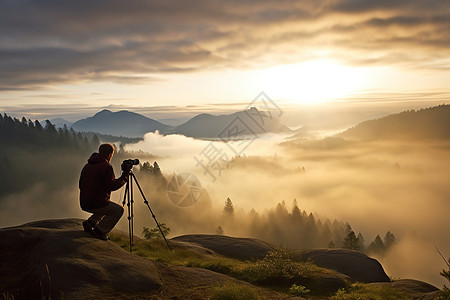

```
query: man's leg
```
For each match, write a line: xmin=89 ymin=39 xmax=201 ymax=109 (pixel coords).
xmin=93 ymin=202 xmax=124 ymax=235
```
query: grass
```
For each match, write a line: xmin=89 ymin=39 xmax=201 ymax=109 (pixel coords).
xmin=210 ymin=282 xmax=259 ymax=300
xmin=110 ymin=232 xmax=348 ymax=296
xmin=330 ymin=283 xmax=411 ymax=300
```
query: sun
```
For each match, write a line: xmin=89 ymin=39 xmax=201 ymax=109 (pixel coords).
xmin=260 ymin=59 xmax=365 ymax=105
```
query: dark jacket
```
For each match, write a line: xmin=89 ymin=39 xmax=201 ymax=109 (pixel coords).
xmin=79 ymin=153 xmax=127 ymax=211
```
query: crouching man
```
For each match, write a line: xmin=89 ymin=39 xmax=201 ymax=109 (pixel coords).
xmin=79 ymin=143 xmax=128 ymax=240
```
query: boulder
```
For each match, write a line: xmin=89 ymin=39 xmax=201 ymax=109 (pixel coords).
xmin=172 ymin=234 xmax=274 ymax=260
xmin=299 ymin=248 xmax=390 ymax=283
xmin=369 ymin=279 xmax=440 ymax=300
xmin=0 ymin=219 xmax=162 ymax=299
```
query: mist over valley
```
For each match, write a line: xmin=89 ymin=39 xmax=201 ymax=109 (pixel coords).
xmin=1 ymin=105 xmax=449 ymax=290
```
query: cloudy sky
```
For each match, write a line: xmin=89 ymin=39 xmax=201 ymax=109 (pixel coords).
xmin=1 ymin=0 xmax=449 ymax=121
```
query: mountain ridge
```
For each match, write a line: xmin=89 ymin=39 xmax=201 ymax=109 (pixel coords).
xmin=340 ymin=104 xmax=450 ymax=141
xmin=171 ymin=107 xmax=292 ymax=139
xmin=71 ymin=109 xmax=172 ymax=137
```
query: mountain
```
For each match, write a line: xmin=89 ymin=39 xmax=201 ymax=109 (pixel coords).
xmin=171 ymin=107 xmax=292 ymax=139
xmin=71 ymin=109 xmax=172 ymax=137
xmin=340 ymin=104 xmax=450 ymax=141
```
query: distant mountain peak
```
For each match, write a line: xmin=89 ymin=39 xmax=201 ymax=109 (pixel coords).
xmin=172 ymin=108 xmax=291 ymax=139
xmin=94 ymin=109 xmax=113 ymax=117
xmin=71 ymin=110 xmax=172 ymax=137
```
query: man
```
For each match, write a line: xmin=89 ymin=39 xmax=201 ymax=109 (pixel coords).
xmin=79 ymin=143 xmax=128 ymax=240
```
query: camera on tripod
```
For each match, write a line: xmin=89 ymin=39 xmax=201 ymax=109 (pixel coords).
xmin=120 ymin=158 xmax=172 ymax=252
xmin=121 ymin=159 xmax=139 ymax=172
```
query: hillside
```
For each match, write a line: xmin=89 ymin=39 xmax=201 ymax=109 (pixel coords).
xmin=0 ymin=219 xmax=441 ymax=299
xmin=71 ymin=110 xmax=172 ymax=137
xmin=340 ymin=104 xmax=450 ymax=141
xmin=172 ymin=107 xmax=292 ymax=139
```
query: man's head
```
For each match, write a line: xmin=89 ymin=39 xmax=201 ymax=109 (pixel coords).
xmin=99 ymin=143 xmax=114 ymax=162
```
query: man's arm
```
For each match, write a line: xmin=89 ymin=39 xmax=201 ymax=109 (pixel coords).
xmin=105 ymin=164 xmax=128 ymax=192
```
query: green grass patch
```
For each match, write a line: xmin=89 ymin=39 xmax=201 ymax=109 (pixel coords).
xmin=330 ymin=283 xmax=411 ymax=300
xmin=210 ymin=282 xmax=259 ymax=300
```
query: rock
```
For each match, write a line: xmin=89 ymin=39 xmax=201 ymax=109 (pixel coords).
xmin=172 ymin=234 xmax=274 ymax=260
xmin=0 ymin=219 xmax=162 ymax=299
xmin=369 ymin=279 xmax=440 ymax=300
xmin=299 ymin=248 xmax=390 ymax=283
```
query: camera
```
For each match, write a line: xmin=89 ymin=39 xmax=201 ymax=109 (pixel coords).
xmin=122 ymin=159 xmax=140 ymax=172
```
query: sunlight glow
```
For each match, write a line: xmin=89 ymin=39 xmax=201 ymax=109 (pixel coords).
xmin=260 ymin=59 xmax=365 ymax=105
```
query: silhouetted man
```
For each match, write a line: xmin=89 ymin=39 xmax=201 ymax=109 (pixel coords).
xmin=79 ymin=143 xmax=128 ymax=240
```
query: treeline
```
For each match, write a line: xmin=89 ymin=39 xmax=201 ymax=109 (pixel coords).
xmin=0 ymin=113 xmax=99 ymax=151
xmin=218 ymin=198 xmax=396 ymax=255
xmin=0 ymin=113 xmax=100 ymax=197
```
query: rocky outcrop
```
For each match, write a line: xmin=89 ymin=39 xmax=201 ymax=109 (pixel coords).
xmin=369 ymin=279 xmax=440 ymax=300
xmin=172 ymin=234 xmax=275 ymax=260
xmin=299 ymin=248 xmax=390 ymax=283
xmin=0 ymin=219 xmax=162 ymax=299
xmin=173 ymin=235 xmax=392 ymax=283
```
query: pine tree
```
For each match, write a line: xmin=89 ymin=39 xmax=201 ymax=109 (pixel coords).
xmin=384 ymin=231 xmax=396 ymax=248
xmin=153 ymin=161 xmax=162 ymax=175
xmin=44 ymin=120 xmax=57 ymax=135
xmin=223 ymin=197 xmax=234 ymax=216
xmin=343 ymin=231 xmax=361 ymax=251
xmin=35 ymin=120 xmax=43 ymax=131
xmin=216 ymin=226 xmax=224 ymax=235
xmin=368 ymin=235 xmax=385 ymax=254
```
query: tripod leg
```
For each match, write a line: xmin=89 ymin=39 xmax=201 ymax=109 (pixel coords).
xmin=131 ymin=173 xmax=172 ymax=251
xmin=126 ymin=179 xmax=132 ymax=253
xmin=122 ymin=182 xmax=128 ymax=207
xmin=130 ymin=173 xmax=134 ymax=244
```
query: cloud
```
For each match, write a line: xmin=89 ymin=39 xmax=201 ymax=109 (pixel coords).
xmin=1 ymin=0 xmax=449 ymax=89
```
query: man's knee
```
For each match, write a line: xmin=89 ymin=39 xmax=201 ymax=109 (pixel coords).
xmin=114 ymin=203 xmax=124 ymax=217
xmin=117 ymin=205 xmax=124 ymax=216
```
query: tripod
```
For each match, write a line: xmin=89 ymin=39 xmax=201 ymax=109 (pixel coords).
xmin=122 ymin=171 xmax=172 ymax=253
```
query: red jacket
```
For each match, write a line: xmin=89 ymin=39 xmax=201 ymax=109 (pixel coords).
xmin=79 ymin=153 xmax=127 ymax=211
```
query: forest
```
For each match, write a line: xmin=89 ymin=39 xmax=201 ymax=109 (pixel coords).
xmin=0 ymin=112 xmax=395 ymax=257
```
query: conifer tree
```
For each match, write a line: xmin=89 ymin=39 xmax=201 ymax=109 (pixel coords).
xmin=224 ymin=197 xmax=234 ymax=216
xmin=216 ymin=226 xmax=224 ymax=235
xmin=343 ymin=231 xmax=361 ymax=251
xmin=153 ymin=161 xmax=162 ymax=175
xmin=368 ymin=235 xmax=385 ymax=254
xmin=384 ymin=231 xmax=396 ymax=248
xmin=35 ymin=120 xmax=43 ymax=131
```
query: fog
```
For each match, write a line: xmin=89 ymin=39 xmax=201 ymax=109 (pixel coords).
xmin=122 ymin=132 xmax=450 ymax=287
xmin=0 ymin=129 xmax=448 ymax=288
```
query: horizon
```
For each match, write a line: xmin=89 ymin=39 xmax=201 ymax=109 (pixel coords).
xmin=1 ymin=1 xmax=450 ymax=119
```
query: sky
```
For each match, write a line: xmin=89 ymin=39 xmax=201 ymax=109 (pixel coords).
xmin=1 ymin=0 xmax=450 ymax=121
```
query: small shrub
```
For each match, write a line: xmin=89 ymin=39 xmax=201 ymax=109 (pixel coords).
xmin=334 ymin=288 xmax=347 ymax=297
xmin=289 ymin=284 xmax=310 ymax=296
xmin=330 ymin=283 xmax=409 ymax=300
xmin=240 ymin=247 xmax=322 ymax=286
xmin=142 ymin=224 xmax=170 ymax=240
xmin=438 ymin=258 xmax=450 ymax=300
xmin=210 ymin=282 xmax=259 ymax=300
